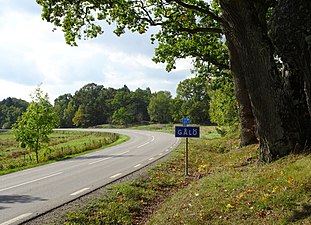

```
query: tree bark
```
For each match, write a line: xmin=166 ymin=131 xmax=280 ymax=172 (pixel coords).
xmin=270 ymin=0 xmax=311 ymax=147
xmin=220 ymin=0 xmax=301 ymax=162
xmin=228 ymin=39 xmax=258 ymax=146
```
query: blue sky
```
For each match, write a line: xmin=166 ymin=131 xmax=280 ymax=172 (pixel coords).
xmin=0 ymin=0 xmax=193 ymax=102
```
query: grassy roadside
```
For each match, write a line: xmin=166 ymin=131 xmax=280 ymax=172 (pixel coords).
xmin=0 ymin=130 xmax=128 ymax=175
xmin=63 ymin=126 xmax=311 ymax=225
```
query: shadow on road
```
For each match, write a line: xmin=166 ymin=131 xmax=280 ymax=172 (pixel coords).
xmin=0 ymin=195 xmax=47 ymax=205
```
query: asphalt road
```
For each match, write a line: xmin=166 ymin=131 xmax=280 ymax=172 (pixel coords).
xmin=0 ymin=129 xmax=180 ymax=225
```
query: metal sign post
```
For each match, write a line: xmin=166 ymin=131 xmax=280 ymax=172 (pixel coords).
xmin=175 ymin=118 xmax=200 ymax=176
xmin=185 ymin=137 xmax=189 ymax=176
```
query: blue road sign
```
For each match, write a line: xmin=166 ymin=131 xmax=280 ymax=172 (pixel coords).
xmin=182 ymin=118 xmax=191 ymax=126
xmin=175 ymin=126 xmax=200 ymax=138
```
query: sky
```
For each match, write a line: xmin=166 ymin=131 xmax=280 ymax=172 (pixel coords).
xmin=0 ymin=0 xmax=193 ymax=103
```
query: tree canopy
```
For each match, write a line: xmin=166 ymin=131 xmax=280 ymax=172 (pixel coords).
xmin=148 ymin=91 xmax=173 ymax=123
xmin=34 ymin=0 xmax=311 ymax=161
xmin=0 ymin=97 xmax=28 ymax=129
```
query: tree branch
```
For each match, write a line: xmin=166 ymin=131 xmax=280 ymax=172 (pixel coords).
xmin=192 ymin=52 xmax=229 ymax=70
xmin=168 ymin=0 xmax=223 ymax=23
xmin=178 ymin=27 xmax=223 ymax=34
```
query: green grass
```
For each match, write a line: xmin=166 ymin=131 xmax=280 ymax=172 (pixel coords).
xmin=63 ymin=125 xmax=310 ymax=225
xmin=0 ymin=130 xmax=127 ymax=175
xmin=130 ymin=123 xmax=176 ymax=134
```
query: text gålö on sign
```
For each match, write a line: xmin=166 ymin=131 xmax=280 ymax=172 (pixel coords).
xmin=175 ymin=126 xmax=200 ymax=138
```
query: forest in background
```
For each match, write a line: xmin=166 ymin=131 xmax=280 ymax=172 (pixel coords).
xmin=0 ymin=75 xmax=237 ymax=129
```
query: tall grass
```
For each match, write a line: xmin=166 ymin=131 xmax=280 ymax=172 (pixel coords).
xmin=0 ymin=130 xmax=122 ymax=175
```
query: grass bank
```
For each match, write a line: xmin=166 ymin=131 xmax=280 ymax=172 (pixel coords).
xmin=63 ymin=126 xmax=310 ymax=225
xmin=0 ymin=130 xmax=127 ymax=175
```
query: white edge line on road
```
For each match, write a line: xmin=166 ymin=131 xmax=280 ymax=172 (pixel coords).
xmin=134 ymin=164 xmax=141 ymax=168
xmin=149 ymin=157 xmax=154 ymax=161
xmin=0 ymin=213 xmax=33 ymax=225
xmin=0 ymin=172 xmax=63 ymax=192
xmin=88 ymin=157 xmax=111 ymax=165
xmin=110 ymin=173 xmax=122 ymax=178
xmin=70 ymin=188 xmax=90 ymax=196
xmin=159 ymin=153 xmax=163 ymax=156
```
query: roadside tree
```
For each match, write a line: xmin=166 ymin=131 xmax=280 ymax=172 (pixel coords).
xmin=13 ymin=87 xmax=59 ymax=163
xmin=36 ymin=0 xmax=311 ymax=162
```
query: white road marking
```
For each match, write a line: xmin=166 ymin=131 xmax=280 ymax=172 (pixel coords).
xmin=0 ymin=213 xmax=33 ymax=225
xmin=137 ymin=142 xmax=150 ymax=148
xmin=110 ymin=173 xmax=122 ymax=178
xmin=149 ymin=157 xmax=154 ymax=161
xmin=137 ymin=135 xmax=155 ymax=148
xmin=88 ymin=157 xmax=111 ymax=165
xmin=134 ymin=164 xmax=141 ymax=168
xmin=70 ymin=188 xmax=90 ymax=196
xmin=0 ymin=172 xmax=63 ymax=192
xmin=119 ymin=150 xmax=130 ymax=155
xmin=159 ymin=153 xmax=163 ymax=156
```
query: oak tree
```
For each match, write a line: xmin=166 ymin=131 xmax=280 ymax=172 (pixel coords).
xmin=36 ymin=0 xmax=311 ymax=162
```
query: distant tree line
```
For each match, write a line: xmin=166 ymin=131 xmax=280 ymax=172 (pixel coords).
xmin=0 ymin=77 xmax=237 ymax=128
xmin=0 ymin=97 xmax=29 ymax=129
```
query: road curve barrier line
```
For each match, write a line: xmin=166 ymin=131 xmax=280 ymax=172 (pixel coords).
xmin=88 ymin=157 xmax=112 ymax=165
xmin=110 ymin=173 xmax=122 ymax=178
xmin=70 ymin=188 xmax=90 ymax=196
xmin=148 ymin=157 xmax=154 ymax=161
xmin=0 ymin=213 xmax=33 ymax=225
xmin=0 ymin=172 xmax=63 ymax=192
xmin=134 ymin=164 xmax=141 ymax=168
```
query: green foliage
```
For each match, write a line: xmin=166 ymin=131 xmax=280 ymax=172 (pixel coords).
xmin=0 ymin=97 xmax=28 ymax=129
xmin=73 ymin=83 xmax=112 ymax=127
xmin=112 ymin=107 xmax=133 ymax=126
xmin=66 ymin=181 xmax=157 ymax=225
xmin=209 ymin=78 xmax=239 ymax=126
xmin=148 ymin=91 xmax=173 ymax=123
xmin=12 ymin=87 xmax=59 ymax=163
xmin=60 ymin=83 xmax=152 ymax=127
xmin=72 ymin=105 xmax=89 ymax=128
xmin=54 ymin=93 xmax=74 ymax=127
xmin=130 ymin=88 xmax=152 ymax=122
xmin=173 ymin=76 xmax=211 ymax=124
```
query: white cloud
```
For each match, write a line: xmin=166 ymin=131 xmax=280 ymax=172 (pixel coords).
xmin=0 ymin=1 xmax=193 ymax=102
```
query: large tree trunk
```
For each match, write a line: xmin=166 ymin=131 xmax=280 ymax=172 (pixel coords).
xmin=220 ymin=0 xmax=302 ymax=162
xmin=228 ymin=40 xmax=258 ymax=146
xmin=270 ymin=0 xmax=311 ymax=147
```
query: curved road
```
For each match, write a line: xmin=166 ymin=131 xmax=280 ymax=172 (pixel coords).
xmin=0 ymin=129 xmax=180 ymax=225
